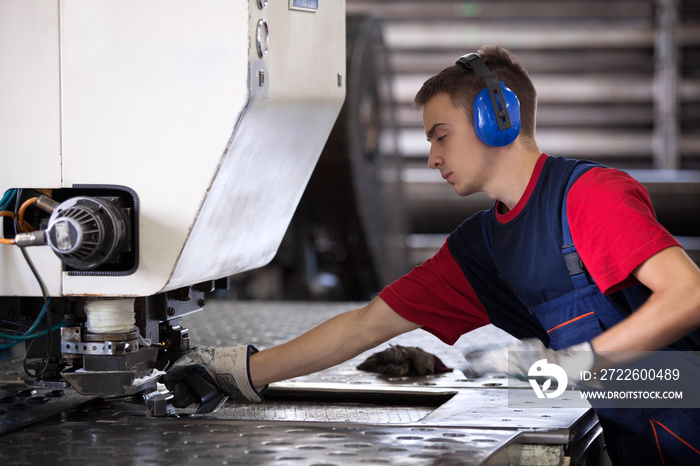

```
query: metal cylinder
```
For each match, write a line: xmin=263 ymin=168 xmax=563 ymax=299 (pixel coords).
xmin=14 ymin=230 xmax=47 ymax=248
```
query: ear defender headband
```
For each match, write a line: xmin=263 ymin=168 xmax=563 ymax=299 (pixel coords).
xmin=455 ymin=53 xmax=521 ymax=147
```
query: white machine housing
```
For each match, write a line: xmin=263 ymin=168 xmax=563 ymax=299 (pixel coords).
xmin=0 ymin=0 xmax=346 ymax=297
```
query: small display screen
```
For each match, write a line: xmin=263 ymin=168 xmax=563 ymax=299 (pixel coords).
xmin=290 ymin=0 xmax=318 ymax=12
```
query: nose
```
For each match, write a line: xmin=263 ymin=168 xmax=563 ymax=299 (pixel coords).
xmin=427 ymin=146 xmax=442 ymax=170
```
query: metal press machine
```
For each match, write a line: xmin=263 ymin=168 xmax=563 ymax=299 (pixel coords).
xmin=0 ymin=0 xmax=346 ymax=400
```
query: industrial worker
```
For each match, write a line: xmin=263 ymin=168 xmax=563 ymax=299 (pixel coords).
xmin=165 ymin=45 xmax=700 ymax=465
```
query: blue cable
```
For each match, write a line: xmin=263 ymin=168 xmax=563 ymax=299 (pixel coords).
xmin=0 ymin=321 xmax=67 ymax=350
xmin=0 ymin=298 xmax=51 ymax=340
xmin=0 ymin=189 xmax=17 ymax=211
xmin=25 ymin=298 xmax=50 ymax=335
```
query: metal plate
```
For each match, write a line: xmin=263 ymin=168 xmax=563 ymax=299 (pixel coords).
xmin=0 ymin=411 xmax=521 ymax=466
xmin=0 ymin=300 xmax=597 ymax=465
xmin=0 ymin=378 xmax=95 ymax=436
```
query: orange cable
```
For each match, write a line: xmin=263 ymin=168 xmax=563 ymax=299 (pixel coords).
xmin=17 ymin=197 xmax=38 ymax=232
xmin=0 ymin=211 xmax=16 ymax=245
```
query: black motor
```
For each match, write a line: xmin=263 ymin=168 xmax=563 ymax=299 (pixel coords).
xmin=45 ymin=196 xmax=129 ymax=270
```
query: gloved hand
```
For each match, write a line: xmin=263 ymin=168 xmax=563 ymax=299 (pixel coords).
xmin=163 ymin=345 xmax=266 ymax=412
xmin=460 ymin=338 xmax=595 ymax=386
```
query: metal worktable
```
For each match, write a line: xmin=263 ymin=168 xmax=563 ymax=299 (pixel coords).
xmin=0 ymin=300 xmax=608 ymax=465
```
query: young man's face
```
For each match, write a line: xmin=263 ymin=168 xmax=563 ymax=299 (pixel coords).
xmin=422 ymin=92 xmax=492 ymax=196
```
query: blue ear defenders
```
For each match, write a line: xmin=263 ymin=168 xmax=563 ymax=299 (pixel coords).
xmin=456 ymin=53 xmax=521 ymax=147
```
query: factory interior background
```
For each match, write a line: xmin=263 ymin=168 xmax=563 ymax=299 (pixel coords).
xmin=227 ymin=0 xmax=700 ymax=303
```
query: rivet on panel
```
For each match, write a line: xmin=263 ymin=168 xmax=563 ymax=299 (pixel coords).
xmin=256 ymin=19 xmax=269 ymax=59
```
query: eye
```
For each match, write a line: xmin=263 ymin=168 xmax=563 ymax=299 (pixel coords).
xmin=436 ymin=135 xmax=446 ymax=143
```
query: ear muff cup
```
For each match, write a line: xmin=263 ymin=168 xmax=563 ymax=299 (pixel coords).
xmin=473 ymin=82 xmax=521 ymax=147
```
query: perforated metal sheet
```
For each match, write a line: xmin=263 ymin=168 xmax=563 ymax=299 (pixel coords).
xmin=0 ymin=412 xmax=522 ymax=466
xmin=0 ymin=300 xmax=596 ymax=465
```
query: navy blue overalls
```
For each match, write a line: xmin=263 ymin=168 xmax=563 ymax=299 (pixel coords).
xmin=449 ymin=156 xmax=700 ymax=465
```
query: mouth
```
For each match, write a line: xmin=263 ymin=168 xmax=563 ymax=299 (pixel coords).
xmin=442 ymin=171 xmax=452 ymax=182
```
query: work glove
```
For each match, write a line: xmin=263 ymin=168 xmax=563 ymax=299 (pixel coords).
xmin=460 ymin=338 xmax=595 ymax=386
xmin=163 ymin=345 xmax=266 ymax=413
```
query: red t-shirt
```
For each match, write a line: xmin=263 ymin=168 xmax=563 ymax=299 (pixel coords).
xmin=379 ymin=157 xmax=680 ymax=345
xmin=567 ymin=167 xmax=679 ymax=294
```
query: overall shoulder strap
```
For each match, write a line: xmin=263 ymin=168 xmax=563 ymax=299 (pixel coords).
xmin=561 ymin=163 xmax=598 ymax=289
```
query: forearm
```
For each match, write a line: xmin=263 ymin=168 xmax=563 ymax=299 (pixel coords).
xmin=249 ymin=309 xmax=374 ymax=386
xmin=249 ymin=297 xmax=419 ymax=387
xmin=592 ymin=246 xmax=700 ymax=352
xmin=592 ymin=290 xmax=700 ymax=352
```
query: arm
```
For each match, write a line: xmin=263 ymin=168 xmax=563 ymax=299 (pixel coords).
xmin=462 ymin=247 xmax=700 ymax=382
xmin=567 ymin=168 xmax=700 ymax=352
xmin=249 ymin=296 xmax=420 ymax=387
xmin=592 ymin=246 xmax=700 ymax=352
xmin=166 ymin=241 xmax=485 ymax=408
